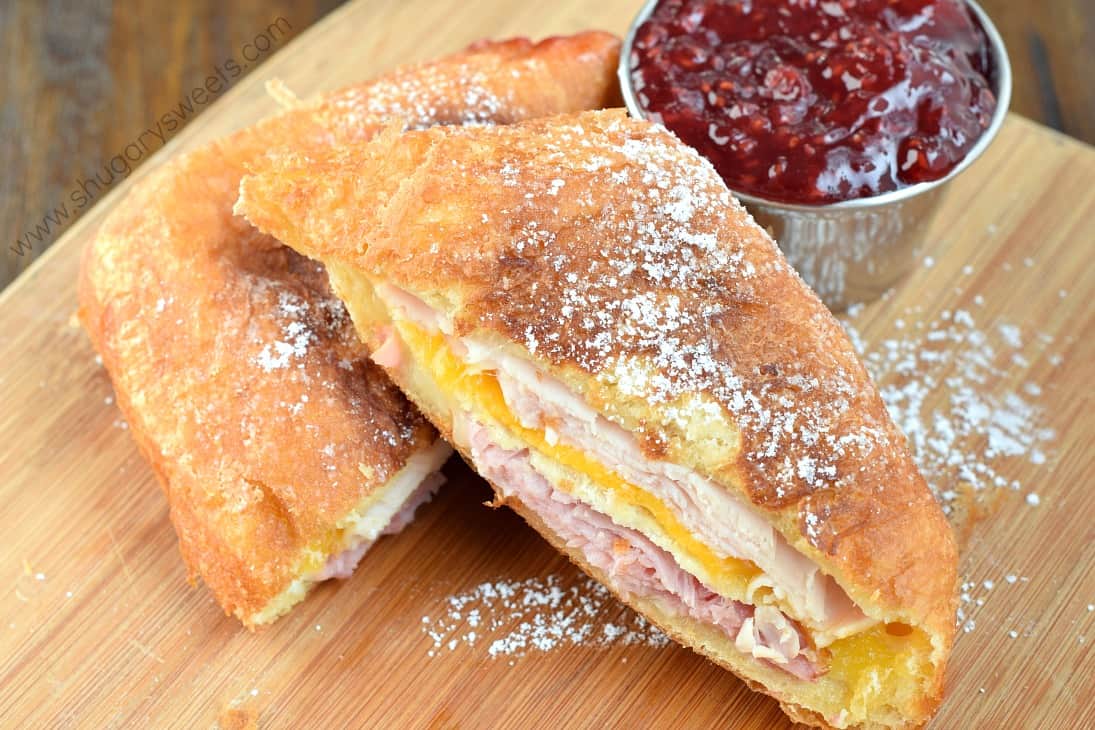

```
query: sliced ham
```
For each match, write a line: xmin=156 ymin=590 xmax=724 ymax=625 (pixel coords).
xmin=317 ymin=539 xmax=374 ymax=581
xmin=383 ymin=470 xmax=446 ymax=535
xmin=372 ymin=325 xmax=405 ymax=369
xmin=313 ymin=442 xmax=450 ymax=581
xmin=466 ymin=418 xmax=822 ymax=680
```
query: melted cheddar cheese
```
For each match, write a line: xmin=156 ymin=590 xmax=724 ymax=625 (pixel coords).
xmin=394 ymin=321 xmax=932 ymax=699
xmin=400 ymin=323 xmax=765 ymax=602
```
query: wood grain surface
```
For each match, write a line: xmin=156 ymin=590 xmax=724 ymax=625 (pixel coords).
xmin=0 ymin=0 xmax=340 ymax=287
xmin=981 ymin=0 xmax=1095 ymax=144
xmin=0 ymin=1 xmax=1092 ymax=728
xmin=2 ymin=0 xmax=1094 ymax=291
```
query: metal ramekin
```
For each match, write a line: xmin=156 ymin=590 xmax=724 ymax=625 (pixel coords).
xmin=619 ymin=0 xmax=1012 ymax=311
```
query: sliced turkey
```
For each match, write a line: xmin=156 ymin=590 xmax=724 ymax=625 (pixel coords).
xmin=466 ymin=417 xmax=823 ymax=679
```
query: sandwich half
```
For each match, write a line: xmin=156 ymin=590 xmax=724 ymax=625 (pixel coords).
xmin=78 ymin=33 xmax=621 ymax=627
xmin=236 ymin=109 xmax=958 ymax=726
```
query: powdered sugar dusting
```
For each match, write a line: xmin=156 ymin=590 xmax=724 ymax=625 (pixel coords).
xmin=356 ymin=66 xmax=506 ymax=128
xmin=420 ymin=574 xmax=668 ymax=659
xmin=253 ymin=290 xmax=340 ymax=373
xmin=235 ymin=257 xmax=425 ymax=486
xmin=324 ymin=62 xmax=515 ymax=138
xmin=463 ymin=114 xmax=901 ymax=516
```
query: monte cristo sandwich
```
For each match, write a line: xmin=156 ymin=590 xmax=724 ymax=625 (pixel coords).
xmin=78 ymin=33 xmax=621 ymax=627
xmin=237 ymin=109 xmax=958 ymax=727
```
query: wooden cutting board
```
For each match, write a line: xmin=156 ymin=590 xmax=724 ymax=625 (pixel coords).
xmin=0 ymin=1 xmax=1092 ymax=727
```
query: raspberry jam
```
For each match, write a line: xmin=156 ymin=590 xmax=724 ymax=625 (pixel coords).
xmin=630 ymin=0 xmax=998 ymax=204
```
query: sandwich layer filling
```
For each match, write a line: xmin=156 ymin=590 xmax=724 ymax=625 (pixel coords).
xmin=390 ymin=317 xmax=844 ymax=677
xmin=341 ymin=277 xmax=932 ymax=702
xmin=251 ymin=438 xmax=452 ymax=624
xmin=471 ymin=342 xmax=877 ymax=643
xmin=374 ymin=284 xmax=874 ymax=637
xmin=466 ymin=416 xmax=821 ymax=678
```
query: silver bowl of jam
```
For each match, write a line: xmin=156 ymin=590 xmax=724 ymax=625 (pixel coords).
xmin=620 ymin=0 xmax=1012 ymax=310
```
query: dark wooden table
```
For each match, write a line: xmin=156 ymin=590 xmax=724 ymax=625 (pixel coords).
xmin=2 ymin=0 xmax=1092 ymax=290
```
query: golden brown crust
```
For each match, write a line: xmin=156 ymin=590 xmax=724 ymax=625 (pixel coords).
xmin=78 ymin=33 xmax=623 ymax=625
xmin=236 ymin=109 xmax=956 ymax=648
xmin=304 ymin=32 xmax=623 ymax=134
xmin=78 ymin=132 xmax=436 ymax=625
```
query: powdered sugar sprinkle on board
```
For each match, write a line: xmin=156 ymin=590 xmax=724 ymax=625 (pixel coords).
xmin=839 ymin=304 xmax=1059 ymax=518
xmin=420 ymin=574 xmax=668 ymax=659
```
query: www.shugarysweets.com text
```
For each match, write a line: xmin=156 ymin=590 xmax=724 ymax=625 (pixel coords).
xmin=10 ymin=17 xmax=292 ymax=260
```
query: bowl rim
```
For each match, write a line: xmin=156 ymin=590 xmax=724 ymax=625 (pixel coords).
xmin=616 ymin=0 xmax=1013 ymax=212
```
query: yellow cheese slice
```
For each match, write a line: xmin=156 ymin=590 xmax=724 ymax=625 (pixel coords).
xmin=394 ymin=321 xmax=931 ymax=696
